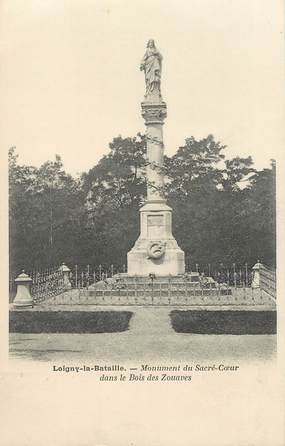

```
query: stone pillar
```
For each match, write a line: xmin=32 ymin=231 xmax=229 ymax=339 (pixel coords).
xmin=251 ymin=260 xmax=263 ymax=288
xmin=59 ymin=263 xmax=71 ymax=290
xmin=127 ymin=40 xmax=185 ymax=276
xmin=13 ymin=271 xmax=33 ymax=308
xmin=142 ymin=102 xmax=167 ymax=202
xmin=127 ymin=103 xmax=185 ymax=275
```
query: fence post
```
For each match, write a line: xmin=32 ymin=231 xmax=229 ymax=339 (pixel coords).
xmin=251 ymin=260 xmax=262 ymax=289
xmin=233 ymin=263 xmax=237 ymax=289
xmin=13 ymin=271 xmax=33 ymax=308
xmin=59 ymin=263 xmax=71 ymax=290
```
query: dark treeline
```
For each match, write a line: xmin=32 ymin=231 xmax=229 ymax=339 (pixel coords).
xmin=9 ymin=134 xmax=276 ymax=273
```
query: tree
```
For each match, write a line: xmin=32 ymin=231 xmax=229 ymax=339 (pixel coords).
xmin=221 ymin=156 xmax=256 ymax=191
xmin=240 ymin=160 xmax=276 ymax=266
xmin=162 ymin=136 xmax=271 ymax=266
xmin=164 ymin=134 xmax=225 ymax=198
xmin=76 ymin=135 xmax=147 ymax=266
xmin=9 ymin=150 xmax=83 ymax=271
xmin=8 ymin=136 xmax=276 ymax=272
xmin=82 ymin=134 xmax=147 ymax=211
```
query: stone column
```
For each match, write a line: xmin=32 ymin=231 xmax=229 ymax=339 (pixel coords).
xmin=127 ymin=40 xmax=185 ymax=276
xmin=59 ymin=263 xmax=72 ymax=290
xmin=13 ymin=271 xmax=33 ymax=308
xmin=251 ymin=260 xmax=263 ymax=289
xmin=142 ymin=102 xmax=167 ymax=202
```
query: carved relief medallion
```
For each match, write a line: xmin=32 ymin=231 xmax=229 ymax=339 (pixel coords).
xmin=147 ymin=240 xmax=166 ymax=259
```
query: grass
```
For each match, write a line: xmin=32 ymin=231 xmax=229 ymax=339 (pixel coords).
xmin=9 ymin=310 xmax=133 ymax=333
xmin=170 ymin=310 xmax=276 ymax=335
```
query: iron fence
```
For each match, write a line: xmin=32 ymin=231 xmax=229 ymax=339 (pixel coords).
xmin=29 ymin=266 xmax=65 ymax=303
xmin=69 ymin=264 xmax=127 ymax=289
xmin=260 ymin=265 xmax=276 ymax=299
xmin=10 ymin=262 xmax=257 ymax=304
xmin=68 ymin=262 xmax=253 ymax=289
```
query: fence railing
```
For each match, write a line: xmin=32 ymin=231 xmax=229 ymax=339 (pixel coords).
xmin=69 ymin=264 xmax=127 ymax=289
xmin=260 ymin=265 xmax=276 ymax=299
xmin=29 ymin=266 xmax=65 ymax=303
xmin=10 ymin=262 xmax=258 ymax=305
xmin=68 ymin=262 xmax=253 ymax=289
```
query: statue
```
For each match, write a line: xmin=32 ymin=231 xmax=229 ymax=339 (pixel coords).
xmin=140 ymin=40 xmax=162 ymax=100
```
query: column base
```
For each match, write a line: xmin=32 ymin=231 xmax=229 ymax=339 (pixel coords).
xmin=13 ymin=302 xmax=33 ymax=308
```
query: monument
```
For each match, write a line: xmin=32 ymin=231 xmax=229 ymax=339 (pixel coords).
xmin=127 ymin=40 xmax=185 ymax=276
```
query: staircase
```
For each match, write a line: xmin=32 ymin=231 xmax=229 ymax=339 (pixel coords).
xmin=89 ymin=273 xmax=231 ymax=296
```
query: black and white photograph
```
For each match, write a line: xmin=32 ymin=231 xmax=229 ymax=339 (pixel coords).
xmin=1 ymin=1 xmax=284 ymax=445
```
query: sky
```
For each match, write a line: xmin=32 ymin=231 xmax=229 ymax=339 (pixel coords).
xmin=1 ymin=0 xmax=284 ymax=176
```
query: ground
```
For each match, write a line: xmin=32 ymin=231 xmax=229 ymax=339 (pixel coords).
xmin=9 ymin=305 xmax=276 ymax=364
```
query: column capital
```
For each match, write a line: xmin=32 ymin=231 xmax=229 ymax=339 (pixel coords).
xmin=141 ymin=101 xmax=167 ymax=125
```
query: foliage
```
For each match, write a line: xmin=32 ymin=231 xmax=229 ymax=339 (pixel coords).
xmin=164 ymin=135 xmax=225 ymax=197
xmin=82 ymin=134 xmax=147 ymax=210
xmin=9 ymin=148 xmax=83 ymax=271
xmin=9 ymin=134 xmax=276 ymax=273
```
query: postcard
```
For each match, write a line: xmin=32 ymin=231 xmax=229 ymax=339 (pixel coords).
xmin=1 ymin=1 xmax=284 ymax=445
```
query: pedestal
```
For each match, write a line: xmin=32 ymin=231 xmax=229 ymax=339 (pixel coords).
xmin=127 ymin=201 xmax=185 ymax=276
xmin=13 ymin=271 xmax=33 ymax=308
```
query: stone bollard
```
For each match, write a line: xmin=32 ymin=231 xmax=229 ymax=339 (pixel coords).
xmin=13 ymin=271 xmax=33 ymax=308
xmin=251 ymin=260 xmax=263 ymax=289
xmin=59 ymin=263 xmax=71 ymax=290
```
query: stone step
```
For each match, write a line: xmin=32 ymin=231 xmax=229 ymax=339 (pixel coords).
xmin=95 ymin=282 xmax=215 ymax=290
xmin=82 ymin=289 xmax=232 ymax=297
xmin=110 ymin=273 xmax=201 ymax=282
xmin=92 ymin=274 xmax=220 ymax=290
xmin=48 ymin=289 xmax=275 ymax=307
